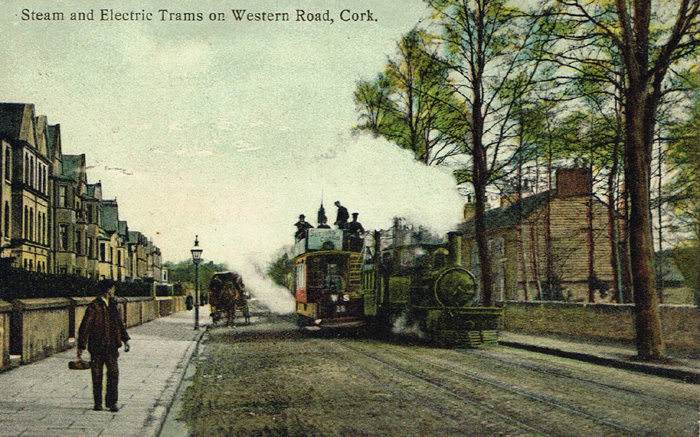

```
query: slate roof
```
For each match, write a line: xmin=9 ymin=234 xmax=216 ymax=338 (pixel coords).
xmin=0 ymin=103 xmax=33 ymax=143
xmin=118 ymin=220 xmax=129 ymax=237
xmin=128 ymin=230 xmax=144 ymax=245
xmin=459 ymin=191 xmax=552 ymax=236
xmin=656 ymin=252 xmax=686 ymax=284
xmin=46 ymin=124 xmax=61 ymax=157
xmin=100 ymin=200 xmax=119 ymax=232
xmin=62 ymin=154 xmax=85 ymax=183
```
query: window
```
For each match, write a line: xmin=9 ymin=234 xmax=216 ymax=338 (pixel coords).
xmin=87 ymin=237 xmax=94 ymax=259
xmin=24 ymin=206 xmax=28 ymax=238
xmin=75 ymin=231 xmax=82 ymax=255
xmin=58 ymin=186 xmax=67 ymax=207
xmin=29 ymin=207 xmax=34 ymax=241
xmin=59 ymin=225 xmax=68 ymax=251
xmin=100 ymin=243 xmax=106 ymax=261
xmin=4 ymin=147 xmax=10 ymax=181
xmin=3 ymin=201 xmax=8 ymax=236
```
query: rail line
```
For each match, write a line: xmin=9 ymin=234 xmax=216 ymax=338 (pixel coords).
xmin=473 ymin=347 xmax=699 ymax=408
xmin=332 ymin=340 xmax=652 ymax=436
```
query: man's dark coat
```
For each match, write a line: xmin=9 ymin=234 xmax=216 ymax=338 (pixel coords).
xmin=78 ymin=297 xmax=130 ymax=355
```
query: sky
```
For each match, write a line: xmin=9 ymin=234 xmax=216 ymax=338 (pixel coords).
xmin=1 ymin=1 xmax=467 ymax=311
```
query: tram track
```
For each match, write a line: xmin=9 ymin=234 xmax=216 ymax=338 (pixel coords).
xmin=327 ymin=339 xmax=552 ymax=436
xmin=331 ymin=339 xmax=660 ymax=436
xmin=472 ymin=346 xmax=700 ymax=408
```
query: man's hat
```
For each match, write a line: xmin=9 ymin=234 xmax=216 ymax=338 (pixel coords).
xmin=299 ymin=214 xmax=305 ymax=219
xmin=352 ymin=212 xmax=359 ymax=217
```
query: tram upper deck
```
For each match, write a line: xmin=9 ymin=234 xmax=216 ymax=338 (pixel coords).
xmin=290 ymin=228 xmax=363 ymax=258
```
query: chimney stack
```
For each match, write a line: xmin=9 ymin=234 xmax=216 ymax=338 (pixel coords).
xmin=556 ymin=168 xmax=591 ymax=198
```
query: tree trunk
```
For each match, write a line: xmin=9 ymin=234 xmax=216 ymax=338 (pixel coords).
xmin=473 ymin=141 xmax=493 ymax=306
xmin=607 ymin=168 xmax=622 ymax=303
xmin=587 ymin=170 xmax=596 ymax=303
xmin=625 ymin=82 xmax=665 ymax=359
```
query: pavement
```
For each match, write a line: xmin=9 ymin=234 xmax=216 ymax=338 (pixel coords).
xmin=0 ymin=310 xmax=699 ymax=437
xmin=0 ymin=307 xmax=208 ymax=437
xmin=499 ymin=331 xmax=700 ymax=384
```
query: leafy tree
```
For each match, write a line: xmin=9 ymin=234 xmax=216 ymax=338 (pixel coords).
xmin=354 ymin=29 xmax=469 ymax=166
xmin=665 ymin=70 xmax=700 ymax=304
xmin=267 ymin=252 xmax=294 ymax=292
xmin=552 ymin=0 xmax=700 ymax=359
xmin=426 ymin=0 xmax=552 ymax=305
xmin=165 ymin=260 xmax=229 ymax=302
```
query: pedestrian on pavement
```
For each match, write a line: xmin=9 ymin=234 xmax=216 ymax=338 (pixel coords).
xmin=77 ymin=280 xmax=131 ymax=413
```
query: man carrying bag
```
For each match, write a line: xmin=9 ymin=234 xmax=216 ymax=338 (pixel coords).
xmin=77 ymin=280 xmax=130 ymax=413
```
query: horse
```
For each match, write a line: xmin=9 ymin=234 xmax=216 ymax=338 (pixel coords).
xmin=209 ymin=272 xmax=250 ymax=327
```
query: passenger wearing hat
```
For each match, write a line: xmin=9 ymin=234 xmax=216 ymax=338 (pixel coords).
xmin=346 ymin=212 xmax=365 ymax=237
xmin=294 ymin=214 xmax=313 ymax=240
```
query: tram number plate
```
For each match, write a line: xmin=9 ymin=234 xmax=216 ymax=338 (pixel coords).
xmin=336 ymin=305 xmax=346 ymax=313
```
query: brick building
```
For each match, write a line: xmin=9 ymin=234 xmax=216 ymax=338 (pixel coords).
xmin=460 ymin=168 xmax=626 ymax=303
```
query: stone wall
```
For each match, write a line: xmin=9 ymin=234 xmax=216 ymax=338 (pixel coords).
xmin=1 ymin=296 xmax=188 ymax=372
xmin=11 ymin=298 xmax=71 ymax=364
xmin=69 ymin=297 xmax=93 ymax=338
xmin=156 ymin=297 xmax=173 ymax=317
xmin=141 ymin=298 xmax=159 ymax=323
xmin=124 ymin=297 xmax=152 ymax=328
xmin=502 ymin=301 xmax=700 ymax=354
xmin=0 ymin=301 xmax=11 ymax=370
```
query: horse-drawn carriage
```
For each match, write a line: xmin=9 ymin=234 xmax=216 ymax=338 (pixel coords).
xmin=209 ymin=271 xmax=250 ymax=326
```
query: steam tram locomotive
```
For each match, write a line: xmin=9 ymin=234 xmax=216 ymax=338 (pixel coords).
xmin=292 ymin=221 xmax=503 ymax=347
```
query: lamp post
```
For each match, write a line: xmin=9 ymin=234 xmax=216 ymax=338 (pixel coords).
xmin=190 ymin=236 xmax=203 ymax=330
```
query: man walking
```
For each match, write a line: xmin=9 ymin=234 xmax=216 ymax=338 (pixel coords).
xmin=77 ymin=280 xmax=130 ymax=413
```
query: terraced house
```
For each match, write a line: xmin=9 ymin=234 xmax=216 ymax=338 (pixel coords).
xmin=0 ymin=103 xmax=164 ymax=285
xmin=0 ymin=104 xmax=51 ymax=272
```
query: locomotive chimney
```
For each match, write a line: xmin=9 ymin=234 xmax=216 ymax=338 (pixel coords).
xmin=447 ymin=231 xmax=463 ymax=266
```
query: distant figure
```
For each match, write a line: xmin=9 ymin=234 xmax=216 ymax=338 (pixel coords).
xmin=334 ymin=201 xmax=349 ymax=229
xmin=294 ymin=214 xmax=313 ymax=240
xmin=346 ymin=212 xmax=365 ymax=237
xmin=186 ymin=294 xmax=194 ymax=311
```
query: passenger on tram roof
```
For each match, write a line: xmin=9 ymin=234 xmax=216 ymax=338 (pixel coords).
xmin=294 ymin=214 xmax=313 ymax=240
xmin=317 ymin=216 xmax=331 ymax=229
xmin=346 ymin=212 xmax=365 ymax=237
xmin=334 ymin=201 xmax=349 ymax=229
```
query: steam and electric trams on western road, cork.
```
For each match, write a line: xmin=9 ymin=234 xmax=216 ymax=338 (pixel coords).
xmin=291 ymin=222 xmax=503 ymax=347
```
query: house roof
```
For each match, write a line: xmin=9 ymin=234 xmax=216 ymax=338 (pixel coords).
xmin=656 ymin=252 xmax=686 ymax=283
xmin=118 ymin=220 xmax=129 ymax=237
xmin=62 ymin=154 xmax=85 ymax=183
xmin=46 ymin=124 xmax=61 ymax=157
xmin=100 ymin=200 xmax=119 ymax=232
xmin=0 ymin=103 xmax=34 ymax=144
xmin=459 ymin=191 xmax=551 ymax=236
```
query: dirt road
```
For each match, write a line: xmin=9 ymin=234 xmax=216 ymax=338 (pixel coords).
xmin=179 ymin=315 xmax=700 ymax=436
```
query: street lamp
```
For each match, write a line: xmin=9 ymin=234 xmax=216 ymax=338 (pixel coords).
xmin=191 ymin=235 xmax=203 ymax=330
